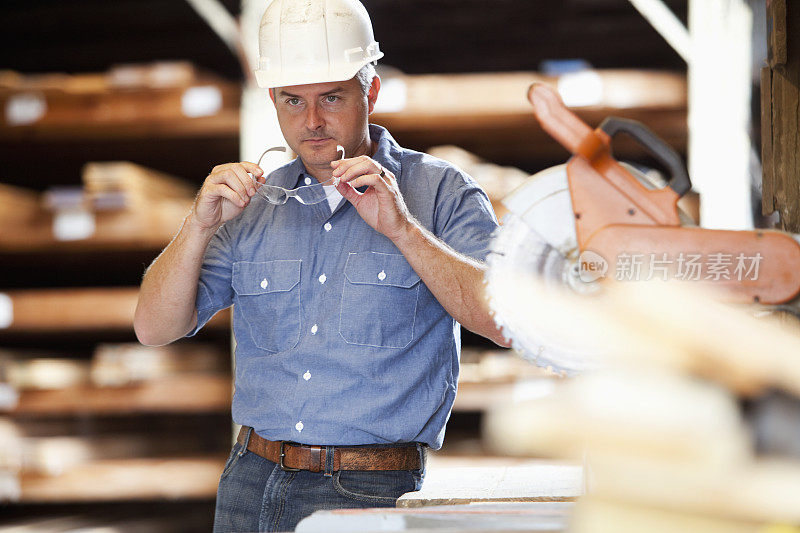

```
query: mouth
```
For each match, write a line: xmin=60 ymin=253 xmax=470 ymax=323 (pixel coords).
xmin=303 ymin=137 xmax=332 ymax=145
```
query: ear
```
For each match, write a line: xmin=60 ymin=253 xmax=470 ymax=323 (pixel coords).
xmin=269 ymin=88 xmax=276 ymax=106
xmin=366 ymin=75 xmax=381 ymax=115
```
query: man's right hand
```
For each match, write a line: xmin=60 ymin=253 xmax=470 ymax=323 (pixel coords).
xmin=191 ymin=161 xmax=265 ymax=230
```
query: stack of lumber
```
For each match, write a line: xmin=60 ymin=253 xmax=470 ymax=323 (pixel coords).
xmin=0 ymin=62 xmax=240 ymax=139
xmin=0 ymin=287 xmax=230 ymax=333
xmin=372 ymin=70 xmax=687 ymax=164
xmin=79 ymin=161 xmax=195 ymax=244
xmin=482 ymin=278 xmax=800 ymax=531
xmin=0 ymin=161 xmax=196 ymax=250
xmin=90 ymin=342 xmax=227 ymax=386
xmin=0 ymin=184 xmax=50 ymax=246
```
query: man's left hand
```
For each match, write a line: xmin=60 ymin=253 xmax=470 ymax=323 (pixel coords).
xmin=332 ymin=156 xmax=412 ymax=242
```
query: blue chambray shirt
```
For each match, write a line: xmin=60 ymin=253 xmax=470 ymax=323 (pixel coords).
xmin=187 ymin=125 xmax=498 ymax=449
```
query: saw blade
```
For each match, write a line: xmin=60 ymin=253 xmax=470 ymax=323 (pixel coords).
xmin=486 ymin=162 xmax=703 ymax=374
xmin=486 ymin=164 xmax=606 ymax=375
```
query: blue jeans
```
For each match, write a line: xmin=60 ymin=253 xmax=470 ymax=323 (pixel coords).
xmin=213 ymin=429 xmax=426 ymax=532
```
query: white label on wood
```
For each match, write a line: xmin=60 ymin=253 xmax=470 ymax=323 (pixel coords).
xmin=373 ymin=78 xmax=407 ymax=113
xmin=5 ymin=93 xmax=47 ymax=125
xmin=0 ymin=293 xmax=12 ymax=328
xmin=182 ymin=86 xmax=223 ymax=117
xmin=0 ymin=383 xmax=19 ymax=410
xmin=0 ymin=466 xmax=21 ymax=501
xmin=557 ymin=71 xmax=603 ymax=107
xmin=53 ymin=208 xmax=96 ymax=241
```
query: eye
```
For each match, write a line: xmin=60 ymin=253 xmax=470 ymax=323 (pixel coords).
xmin=324 ymin=95 xmax=339 ymax=103
xmin=286 ymin=97 xmax=301 ymax=106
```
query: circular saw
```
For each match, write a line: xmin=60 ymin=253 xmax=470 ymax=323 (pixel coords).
xmin=487 ymin=83 xmax=800 ymax=374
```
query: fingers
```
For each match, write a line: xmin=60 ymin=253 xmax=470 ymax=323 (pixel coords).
xmin=331 ymin=156 xmax=383 ymax=182
xmin=211 ymin=182 xmax=248 ymax=208
xmin=210 ymin=169 xmax=250 ymax=205
xmin=229 ymin=165 xmax=257 ymax=196
xmin=332 ymin=156 xmax=393 ymax=191
xmin=345 ymin=171 xmax=389 ymax=191
xmin=336 ymin=180 xmax=361 ymax=204
xmin=239 ymin=161 xmax=264 ymax=177
xmin=208 ymin=162 xmax=261 ymax=204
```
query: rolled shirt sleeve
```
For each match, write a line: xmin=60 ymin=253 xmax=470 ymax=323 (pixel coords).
xmin=185 ymin=224 xmax=235 ymax=337
xmin=433 ymin=169 xmax=500 ymax=261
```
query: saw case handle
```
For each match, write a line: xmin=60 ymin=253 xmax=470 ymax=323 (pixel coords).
xmin=599 ymin=117 xmax=692 ymax=197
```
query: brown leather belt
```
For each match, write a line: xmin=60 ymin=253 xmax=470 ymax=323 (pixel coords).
xmin=237 ymin=426 xmax=422 ymax=474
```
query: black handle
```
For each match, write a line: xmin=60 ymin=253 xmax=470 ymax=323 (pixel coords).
xmin=599 ymin=117 xmax=692 ymax=197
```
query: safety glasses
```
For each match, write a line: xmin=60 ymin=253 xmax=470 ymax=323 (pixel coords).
xmin=252 ymin=145 xmax=345 ymax=206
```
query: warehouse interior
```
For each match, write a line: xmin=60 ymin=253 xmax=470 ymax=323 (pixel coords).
xmin=2 ymin=0 xmax=800 ymax=531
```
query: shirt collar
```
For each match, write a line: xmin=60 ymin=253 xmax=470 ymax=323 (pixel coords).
xmin=369 ymin=124 xmax=403 ymax=180
xmin=271 ymin=124 xmax=404 ymax=190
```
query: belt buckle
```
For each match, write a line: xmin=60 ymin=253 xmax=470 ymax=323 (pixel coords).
xmin=279 ymin=441 xmax=301 ymax=472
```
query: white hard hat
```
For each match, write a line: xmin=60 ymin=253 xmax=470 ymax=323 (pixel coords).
xmin=254 ymin=0 xmax=384 ymax=89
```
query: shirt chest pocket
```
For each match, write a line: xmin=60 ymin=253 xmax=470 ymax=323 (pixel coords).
xmin=232 ymin=260 xmax=301 ymax=353
xmin=339 ymin=252 xmax=421 ymax=349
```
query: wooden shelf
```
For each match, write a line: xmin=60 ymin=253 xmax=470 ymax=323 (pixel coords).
xmin=0 ymin=210 xmax=189 ymax=254
xmin=0 ymin=287 xmax=230 ymax=333
xmin=0 ymin=76 xmax=240 ymax=141
xmin=18 ymin=455 xmax=226 ymax=503
xmin=5 ymin=373 xmax=231 ymax=416
xmin=0 ymin=70 xmax=686 ymax=163
xmin=372 ymin=70 xmax=687 ymax=162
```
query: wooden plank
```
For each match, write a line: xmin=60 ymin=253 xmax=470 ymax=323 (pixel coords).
xmin=767 ymin=0 xmax=788 ymax=67
xmin=760 ymin=66 xmax=775 ymax=216
xmin=0 ymin=287 xmax=230 ymax=333
xmin=373 ymin=70 xmax=687 ymax=162
xmin=0 ymin=183 xmax=43 ymax=225
xmin=82 ymin=161 xmax=196 ymax=206
xmin=18 ymin=455 xmax=226 ymax=502
xmin=0 ymin=72 xmax=241 ymax=140
xmin=397 ymin=463 xmax=583 ymax=508
xmin=769 ymin=3 xmax=800 ymax=232
xmin=454 ymin=379 xmax=558 ymax=413
xmin=296 ymin=502 xmax=573 ymax=532
xmin=5 ymin=374 xmax=231 ymax=415
xmin=0 ymin=70 xmax=685 ymax=161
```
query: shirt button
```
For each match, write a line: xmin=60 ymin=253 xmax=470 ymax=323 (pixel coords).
xmin=318 ymin=274 xmax=327 ymax=284
xmin=324 ymin=222 xmax=332 ymax=232
xmin=260 ymin=278 xmax=269 ymax=289
xmin=295 ymin=421 xmax=304 ymax=432
xmin=304 ymin=177 xmax=312 ymax=185
xmin=311 ymin=324 xmax=318 ymax=335
xmin=378 ymin=270 xmax=386 ymax=281
xmin=303 ymin=370 xmax=311 ymax=381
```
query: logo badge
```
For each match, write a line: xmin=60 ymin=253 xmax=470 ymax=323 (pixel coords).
xmin=578 ymin=250 xmax=608 ymax=282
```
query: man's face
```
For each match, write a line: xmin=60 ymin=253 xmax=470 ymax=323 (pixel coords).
xmin=272 ymin=76 xmax=376 ymax=170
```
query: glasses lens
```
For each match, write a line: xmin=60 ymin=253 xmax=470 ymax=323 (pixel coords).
xmin=257 ymin=185 xmax=289 ymax=205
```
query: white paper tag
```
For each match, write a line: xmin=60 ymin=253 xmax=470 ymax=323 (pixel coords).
xmin=0 ymin=383 xmax=19 ymax=410
xmin=53 ymin=209 xmax=96 ymax=241
xmin=5 ymin=93 xmax=47 ymax=125
xmin=557 ymin=71 xmax=603 ymax=107
xmin=0 ymin=293 xmax=12 ymax=329
xmin=181 ymin=85 xmax=222 ymax=117
xmin=373 ymin=78 xmax=407 ymax=113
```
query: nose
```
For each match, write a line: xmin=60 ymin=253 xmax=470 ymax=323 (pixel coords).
xmin=305 ymin=102 xmax=324 ymax=131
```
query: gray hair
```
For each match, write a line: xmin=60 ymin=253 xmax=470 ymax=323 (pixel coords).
xmin=354 ymin=63 xmax=377 ymax=95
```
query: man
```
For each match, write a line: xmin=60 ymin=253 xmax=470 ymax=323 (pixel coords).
xmin=134 ymin=0 xmax=507 ymax=530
